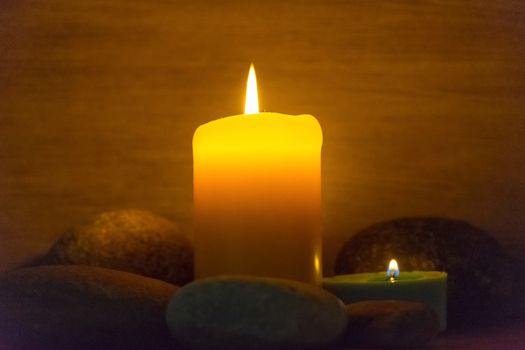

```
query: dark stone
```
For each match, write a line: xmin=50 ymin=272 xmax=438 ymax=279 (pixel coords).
xmin=334 ymin=217 xmax=514 ymax=327
xmin=166 ymin=275 xmax=347 ymax=349
xmin=44 ymin=209 xmax=193 ymax=285
xmin=344 ymin=300 xmax=440 ymax=347
xmin=0 ymin=265 xmax=178 ymax=350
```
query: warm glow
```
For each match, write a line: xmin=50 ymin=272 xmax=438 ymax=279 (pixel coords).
xmin=244 ymin=63 xmax=259 ymax=114
xmin=314 ymin=254 xmax=321 ymax=275
xmin=193 ymin=66 xmax=323 ymax=284
xmin=193 ymin=112 xmax=323 ymax=283
xmin=387 ymin=259 xmax=400 ymax=278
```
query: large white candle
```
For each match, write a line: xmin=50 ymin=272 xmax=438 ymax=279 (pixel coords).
xmin=193 ymin=65 xmax=323 ymax=284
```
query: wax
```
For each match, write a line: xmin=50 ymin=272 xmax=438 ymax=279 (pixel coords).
xmin=193 ymin=66 xmax=323 ymax=284
xmin=323 ymin=271 xmax=447 ymax=331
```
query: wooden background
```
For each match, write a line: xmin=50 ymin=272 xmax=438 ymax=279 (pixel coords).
xmin=1 ymin=0 xmax=524 ymax=281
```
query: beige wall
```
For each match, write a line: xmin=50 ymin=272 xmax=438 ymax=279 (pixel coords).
xmin=1 ymin=0 xmax=524 ymax=275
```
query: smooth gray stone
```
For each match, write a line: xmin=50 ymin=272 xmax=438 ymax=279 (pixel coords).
xmin=334 ymin=217 xmax=514 ymax=326
xmin=44 ymin=209 xmax=193 ymax=285
xmin=0 ymin=265 xmax=178 ymax=350
xmin=344 ymin=300 xmax=440 ymax=347
xmin=166 ymin=275 xmax=347 ymax=349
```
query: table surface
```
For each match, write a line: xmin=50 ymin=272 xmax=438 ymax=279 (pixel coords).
xmin=433 ymin=321 xmax=525 ymax=350
xmin=336 ymin=319 xmax=525 ymax=350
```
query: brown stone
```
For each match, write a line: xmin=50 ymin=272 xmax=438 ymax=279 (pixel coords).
xmin=0 ymin=265 xmax=178 ymax=350
xmin=334 ymin=217 xmax=514 ymax=326
xmin=344 ymin=300 xmax=440 ymax=347
xmin=43 ymin=209 xmax=193 ymax=285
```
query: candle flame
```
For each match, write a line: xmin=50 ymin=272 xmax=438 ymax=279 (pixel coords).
xmin=387 ymin=259 xmax=400 ymax=281
xmin=244 ymin=63 xmax=259 ymax=114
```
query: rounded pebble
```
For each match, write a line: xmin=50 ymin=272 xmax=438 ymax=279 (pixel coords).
xmin=344 ymin=300 xmax=440 ymax=347
xmin=166 ymin=275 xmax=347 ymax=349
xmin=334 ymin=217 xmax=514 ymax=326
xmin=44 ymin=209 xmax=193 ymax=285
xmin=0 ymin=265 xmax=178 ymax=349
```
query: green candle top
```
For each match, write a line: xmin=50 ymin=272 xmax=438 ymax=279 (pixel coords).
xmin=325 ymin=271 xmax=447 ymax=284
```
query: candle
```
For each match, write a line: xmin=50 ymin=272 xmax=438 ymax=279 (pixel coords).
xmin=193 ymin=64 xmax=323 ymax=284
xmin=323 ymin=260 xmax=447 ymax=331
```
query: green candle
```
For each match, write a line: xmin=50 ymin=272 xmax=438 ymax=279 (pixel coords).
xmin=323 ymin=260 xmax=447 ymax=331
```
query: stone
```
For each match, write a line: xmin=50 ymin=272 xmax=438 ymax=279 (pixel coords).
xmin=43 ymin=209 xmax=193 ymax=285
xmin=344 ymin=300 xmax=440 ymax=347
xmin=166 ymin=275 xmax=347 ymax=349
xmin=334 ymin=217 xmax=514 ymax=327
xmin=0 ymin=265 xmax=178 ymax=350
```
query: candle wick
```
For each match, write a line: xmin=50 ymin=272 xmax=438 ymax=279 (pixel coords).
xmin=386 ymin=271 xmax=396 ymax=283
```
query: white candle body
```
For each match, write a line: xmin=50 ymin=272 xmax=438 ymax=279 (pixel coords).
xmin=193 ymin=112 xmax=323 ymax=284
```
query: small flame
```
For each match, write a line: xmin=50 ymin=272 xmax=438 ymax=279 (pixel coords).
xmin=244 ymin=63 xmax=259 ymax=114
xmin=387 ymin=259 xmax=400 ymax=281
